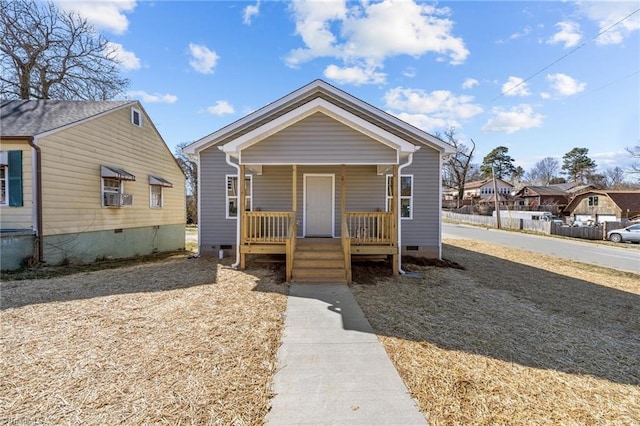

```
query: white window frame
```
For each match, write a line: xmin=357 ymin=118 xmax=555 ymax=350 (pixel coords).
xmin=131 ymin=107 xmax=142 ymax=127
xmin=102 ymin=177 xmax=123 ymax=207
xmin=0 ymin=165 xmax=7 ymax=206
xmin=226 ymin=174 xmax=252 ymax=219
xmin=386 ymin=174 xmax=413 ymax=220
xmin=150 ymin=184 xmax=163 ymax=208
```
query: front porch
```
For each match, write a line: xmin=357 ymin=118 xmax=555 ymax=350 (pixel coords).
xmin=237 ymin=165 xmax=400 ymax=284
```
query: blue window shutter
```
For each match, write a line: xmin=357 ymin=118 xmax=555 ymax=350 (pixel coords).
xmin=8 ymin=150 xmax=23 ymax=207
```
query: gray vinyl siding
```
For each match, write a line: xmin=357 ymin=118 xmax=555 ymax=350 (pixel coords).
xmin=199 ymin=145 xmax=441 ymax=255
xmin=401 ymin=148 xmax=441 ymax=252
xmin=254 ymin=165 xmax=384 ymax=237
xmin=242 ymin=113 xmax=397 ymax=164
xmin=199 ymin=147 xmax=243 ymax=252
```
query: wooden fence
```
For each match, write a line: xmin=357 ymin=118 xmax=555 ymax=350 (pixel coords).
xmin=441 ymin=211 xmax=624 ymax=241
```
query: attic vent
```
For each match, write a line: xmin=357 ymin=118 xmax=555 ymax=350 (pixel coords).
xmin=131 ymin=107 xmax=142 ymax=127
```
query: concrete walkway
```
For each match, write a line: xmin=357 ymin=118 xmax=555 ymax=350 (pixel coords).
xmin=265 ymin=284 xmax=428 ymax=426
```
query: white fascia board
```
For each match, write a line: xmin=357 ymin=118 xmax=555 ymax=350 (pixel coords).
xmin=220 ymin=98 xmax=418 ymax=155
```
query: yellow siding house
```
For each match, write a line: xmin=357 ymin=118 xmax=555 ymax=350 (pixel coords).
xmin=1 ymin=100 xmax=185 ymax=270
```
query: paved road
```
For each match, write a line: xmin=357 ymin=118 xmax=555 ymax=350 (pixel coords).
xmin=442 ymin=222 xmax=640 ymax=275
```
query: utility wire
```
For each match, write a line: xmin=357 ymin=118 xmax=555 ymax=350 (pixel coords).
xmin=492 ymin=7 xmax=640 ymax=101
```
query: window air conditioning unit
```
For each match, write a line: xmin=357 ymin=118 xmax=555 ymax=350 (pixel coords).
xmin=104 ymin=193 xmax=134 ymax=206
xmin=121 ymin=193 xmax=133 ymax=206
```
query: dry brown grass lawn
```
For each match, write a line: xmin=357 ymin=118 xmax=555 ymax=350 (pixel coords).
xmin=1 ymin=256 xmax=288 ymax=425
xmin=351 ymin=239 xmax=640 ymax=426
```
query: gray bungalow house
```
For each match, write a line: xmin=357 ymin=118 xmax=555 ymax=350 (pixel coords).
xmin=183 ymin=80 xmax=454 ymax=283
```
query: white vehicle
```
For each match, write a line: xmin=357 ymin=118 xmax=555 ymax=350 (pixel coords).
xmin=493 ymin=210 xmax=563 ymax=224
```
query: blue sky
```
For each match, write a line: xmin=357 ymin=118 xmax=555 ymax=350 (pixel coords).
xmin=59 ymin=0 xmax=640 ymax=176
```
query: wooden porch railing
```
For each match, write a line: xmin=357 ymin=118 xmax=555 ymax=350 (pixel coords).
xmin=345 ymin=212 xmax=394 ymax=245
xmin=242 ymin=211 xmax=295 ymax=244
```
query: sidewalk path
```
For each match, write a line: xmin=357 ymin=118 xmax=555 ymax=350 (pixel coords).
xmin=265 ymin=284 xmax=428 ymax=425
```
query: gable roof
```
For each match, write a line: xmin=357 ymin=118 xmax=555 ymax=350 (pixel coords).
xmin=183 ymin=79 xmax=455 ymax=156
xmin=464 ymin=178 xmax=514 ymax=190
xmin=0 ymin=100 xmax=134 ymax=137
xmin=564 ymin=190 xmax=640 ymax=215
xmin=516 ymin=185 xmax=569 ymax=196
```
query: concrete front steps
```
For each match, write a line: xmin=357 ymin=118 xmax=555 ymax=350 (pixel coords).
xmin=291 ymin=239 xmax=347 ymax=284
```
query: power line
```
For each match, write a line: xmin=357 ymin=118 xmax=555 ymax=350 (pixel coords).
xmin=492 ymin=7 xmax=640 ymax=102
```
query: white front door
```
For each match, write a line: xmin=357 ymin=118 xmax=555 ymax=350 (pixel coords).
xmin=304 ymin=174 xmax=334 ymax=237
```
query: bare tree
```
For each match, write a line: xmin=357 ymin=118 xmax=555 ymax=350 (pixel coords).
xmin=440 ymin=127 xmax=476 ymax=201
xmin=1 ymin=0 xmax=128 ymax=100
xmin=528 ymin=157 xmax=559 ymax=185
xmin=603 ymin=166 xmax=627 ymax=189
xmin=627 ymin=145 xmax=640 ymax=179
xmin=175 ymin=142 xmax=198 ymax=224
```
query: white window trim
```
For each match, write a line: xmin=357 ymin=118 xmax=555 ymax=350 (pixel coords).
xmin=386 ymin=174 xmax=413 ymax=220
xmin=225 ymin=174 xmax=252 ymax=219
xmin=102 ymin=177 xmax=123 ymax=207
xmin=131 ymin=107 xmax=143 ymax=127
xmin=0 ymin=165 xmax=8 ymax=206
xmin=150 ymin=184 xmax=163 ymax=208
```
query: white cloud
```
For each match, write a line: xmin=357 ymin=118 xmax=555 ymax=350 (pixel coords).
xmin=323 ymin=64 xmax=386 ymax=85
xmin=547 ymin=21 xmax=582 ymax=48
xmin=482 ymin=104 xmax=544 ymax=134
xmin=56 ymin=1 xmax=136 ymax=35
xmin=462 ymin=78 xmax=479 ymax=89
xmin=383 ymin=87 xmax=482 ymax=133
xmin=188 ymin=43 xmax=219 ymax=74
xmin=106 ymin=42 xmax=141 ymax=71
xmin=501 ymin=76 xmax=530 ymax=97
xmin=127 ymin=90 xmax=177 ymax=104
xmin=545 ymin=73 xmax=586 ymax=97
xmin=577 ymin=2 xmax=640 ymax=45
xmin=286 ymin=0 xmax=468 ymax=84
xmin=392 ymin=112 xmax=453 ymax=133
xmin=207 ymin=101 xmax=235 ymax=116
xmin=243 ymin=1 xmax=260 ymax=25
xmin=510 ymin=25 xmax=532 ymax=40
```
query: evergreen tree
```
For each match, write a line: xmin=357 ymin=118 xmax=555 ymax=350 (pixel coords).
xmin=480 ymin=146 xmax=516 ymax=179
xmin=561 ymin=147 xmax=597 ymax=183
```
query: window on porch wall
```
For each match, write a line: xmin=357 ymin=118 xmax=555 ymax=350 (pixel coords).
xmin=386 ymin=174 xmax=413 ymax=219
xmin=0 ymin=165 xmax=7 ymax=205
xmin=226 ymin=175 xmax=252 ymax=219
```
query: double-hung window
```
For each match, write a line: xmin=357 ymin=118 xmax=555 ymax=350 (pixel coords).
xmin=588 ymin=196 xmax=598 ymax=207
xmin=103 ymin=178 xmax=122 ymax=206
xmin=149 ymin=176 xmax=173 ymax=208
xmin=386 ymin=174 xmax=413 ymax=219
xmin=150 ymin=185 xmax=162 ymax=208
xmin=100 ymin=166 xmax=135 ymax=207
xmin=226 ymin=175 xmax=252 ymax=219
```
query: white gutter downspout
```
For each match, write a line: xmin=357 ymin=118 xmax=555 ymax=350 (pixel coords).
xmin=397 ymin=149 xmax=418 ymax=274
xmin=224 ymin=152 xmax=242 ymax=269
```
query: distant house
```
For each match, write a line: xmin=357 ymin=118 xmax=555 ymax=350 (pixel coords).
xmin=563 ymin=190 xmax=640 ymax=223
xmin=1 ymin=100 xmax=186 ymax=270
xmin=450 ymin=178 xmax=514 ymax=201
xmin=183 ymin=80 xmax=455 ymax=283
xmin=514 ymin=185 xmax=570 ymax=211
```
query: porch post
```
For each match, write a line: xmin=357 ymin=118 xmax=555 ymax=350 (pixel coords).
xmin=341 ymin=165 xmax=346 ymax=221
xmin=292 ymin=165 xmax=297 ymax=213
xmin=239 ymin=164 xmax=246 ymax=269
xmin=392 ymin=164 xmax=399 ymax=276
